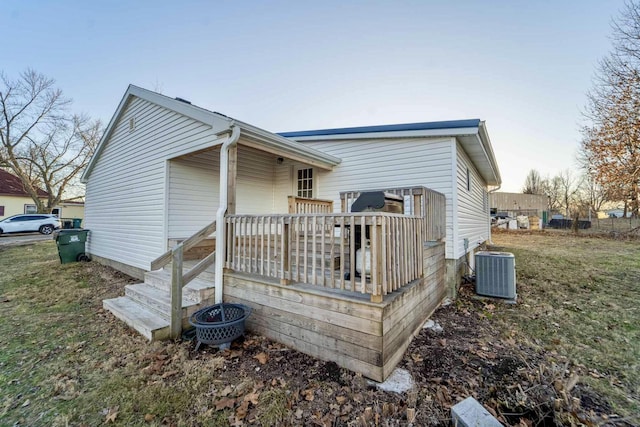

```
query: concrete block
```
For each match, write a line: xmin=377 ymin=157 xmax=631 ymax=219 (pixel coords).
xmin=451 ymin=397 xmax=502 ymax=427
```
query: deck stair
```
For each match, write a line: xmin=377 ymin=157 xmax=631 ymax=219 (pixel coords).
xmin=103 ymin=260 xmax=216 ymax=341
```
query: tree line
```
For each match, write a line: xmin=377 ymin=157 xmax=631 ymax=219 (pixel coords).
xmin=521 ymin=169 xmax=608 ymax=219
xmin=580 ymin=0 xmax=640 ymax=218
xmin=524 ymin=1 xmax=640 ymax=219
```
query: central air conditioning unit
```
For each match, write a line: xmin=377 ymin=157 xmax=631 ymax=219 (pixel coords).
xmin=475 ymin=251 xmax=516 ymax=299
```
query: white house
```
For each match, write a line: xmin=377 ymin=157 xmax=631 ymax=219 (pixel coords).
xmin=80 ymin=85 xmax=501 ymax=380
xmin=82 ymin=85 xmax=500 ymax=287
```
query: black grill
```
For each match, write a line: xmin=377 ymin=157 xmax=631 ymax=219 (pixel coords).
xmin=350 ymin=191 xmax=404 ymax=214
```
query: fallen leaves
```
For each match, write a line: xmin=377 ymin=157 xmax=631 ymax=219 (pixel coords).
xmin=253 ymin=352 xmax=269 ymax=365
xmin=214 ymin=397 xmax=236 ymax=410
xmin=244 ymin=392 xmax=260 ymax=405
xmin=220 ymin=385 xmax=233 ymax=397
xmin=104 ymin=406 xmax=118 ymax=423
xmin=211 ymin=378 xmax=265 ymax=424
xmin=301 ymin=388 xmax=315 ymax=401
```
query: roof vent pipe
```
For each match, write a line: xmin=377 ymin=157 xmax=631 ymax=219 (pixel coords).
xmin=214 ymin=125 xmax=240 ymax=304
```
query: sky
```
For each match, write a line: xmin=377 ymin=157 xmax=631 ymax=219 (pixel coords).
xmin=2 ymin=0 xmax=624 ymax=192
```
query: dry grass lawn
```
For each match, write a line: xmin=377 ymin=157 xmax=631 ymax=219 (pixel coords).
xmin=0 ymin=232 xmax=638 ymax=426
xmin=490 ymin=230 xmax=640 ymax=418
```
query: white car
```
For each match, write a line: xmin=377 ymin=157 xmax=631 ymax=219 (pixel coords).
xmin=0 ymin=214 xmax=61 ymax=235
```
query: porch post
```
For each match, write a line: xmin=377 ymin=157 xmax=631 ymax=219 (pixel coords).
xmin=215 ymin=126 xmax=240 ymax=304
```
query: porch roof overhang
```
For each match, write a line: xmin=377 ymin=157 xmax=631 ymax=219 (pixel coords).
xmin=81 ymin=85 xmax=341 ymax=183
xmin=279 ymin=119 xmax=501 ymax=186
xmin=233 ymin=120 xmax=341 ymax=170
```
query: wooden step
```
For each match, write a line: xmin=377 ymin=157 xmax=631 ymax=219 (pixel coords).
xmin=103 ymin=297 xmax=170 ymax=341
xmin=144 ymin=270 xmax=215 ymax=301
xmin=124 ymin=283 xmax=203 ymax=322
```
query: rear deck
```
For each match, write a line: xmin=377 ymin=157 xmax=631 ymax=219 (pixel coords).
xmin=103 ymin=186 xmax=448 ymax=381
xmin=225 ymin=241 xmax=445 ymax=381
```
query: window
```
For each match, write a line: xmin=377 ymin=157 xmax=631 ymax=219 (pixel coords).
xmin=24 ymin=204 xmax=37 ymax=214
xmin=0 ymin=206 xmax=4 ymax=216
xmin=297 ymin=168 xmax=313 ymax=198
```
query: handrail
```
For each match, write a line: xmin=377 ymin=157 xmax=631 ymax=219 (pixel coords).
xmin=157 ymin=219 xmax=216 ymax=339
xmin=150 ymin=220 xmax=217 ymax=271
xmin=224 ymin=212 xmax=427 ymax=302
xmin=288 ymin=196 xmax=334 ymax=214
xmin=339 ymin=186 xmax=446 ymax=241
xmin=182 ymin=251 xmax=216 ymax=285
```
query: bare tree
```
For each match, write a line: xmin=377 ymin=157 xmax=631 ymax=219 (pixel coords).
xmin=582 ymin=1 xmax=640 ymax=217
xmin=576 ymin=172 xmax=610 ymax=220
xmin=557 ymin=169 xmax=581 ymax=218
xmin=0 ymin=69 xmax=100 ymax=212
xmin=522 ymin=169 xmax=544 ymax=194
xmin=541 ymin=174 xmax=563 ymax=214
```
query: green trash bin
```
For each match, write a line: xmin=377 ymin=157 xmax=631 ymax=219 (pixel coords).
xmin=72 ymin=218 xmax=82 ymax=229
xmin=55 ymin=229 xmax=90 ymax=264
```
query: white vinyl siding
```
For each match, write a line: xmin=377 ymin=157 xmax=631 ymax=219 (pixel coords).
xmin=454 ymin=140 xmax=489 ymax=259
xmin=273 ymin=159 xmax=292 ymax=213
xmin=84 ymin=97 xmax=229 ymax=270
xmin=236 ymin=146 xmax=279 ymax=215
xmin=166 ymin=144 xmax=281 ymax=239
xmin=167 ymin=149 xmax=220 ymax=239
xmin=301 ymin=137 xmax=457 ymax=258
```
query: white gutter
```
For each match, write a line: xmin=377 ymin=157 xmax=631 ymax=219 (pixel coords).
xmin=214 ymin=124 xmax=240 ymax=303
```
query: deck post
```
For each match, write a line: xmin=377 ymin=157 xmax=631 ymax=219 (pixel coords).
xmin=280 ymin=221 xmax=291 ymax=285
xmin=370 ymin=221 xmax=384 ymax=303
xmin=413 ymin=194 xmax=422 ymax=216
xmin=170 ymin=245 xmax=184 ymax=339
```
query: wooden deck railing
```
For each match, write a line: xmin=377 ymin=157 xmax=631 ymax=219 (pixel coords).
xmin=149 ymin=220 xmax=217 ymax=338
xmin=224 ymin=213 xmax=424 ymax=302
xmin=340 ymin=186 xmax=446 ymax=241
xmin=288 ymin=196 xmax=334 ymax=214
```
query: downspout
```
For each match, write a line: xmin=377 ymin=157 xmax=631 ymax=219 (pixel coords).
xmin=215 ymin=124 xmax=240 ymax=304
xmin=487 ymin=183 xmax=502 ymax=245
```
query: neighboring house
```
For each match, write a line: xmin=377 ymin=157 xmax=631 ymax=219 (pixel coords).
xmin=489 ymin=192 xmax=550 ymax=223
xmin=0 ymin=169 xmax=49 ymax=220
xmin=81 ymin=85 xmax=501 ymax=381
xmin=51 ymin=201 xmax=85 ymax=222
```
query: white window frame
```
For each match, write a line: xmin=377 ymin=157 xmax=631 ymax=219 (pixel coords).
xmin=24 ymin=204 xmax=37 ymax=214
xmin=296 ymin=167 xmax=314 ymax=198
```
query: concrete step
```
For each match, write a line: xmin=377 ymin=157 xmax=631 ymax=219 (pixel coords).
xmin=103 ymin=296 xmax=170 ymax=341
xmin=125 ymin=283 xmax=203 ymax=321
